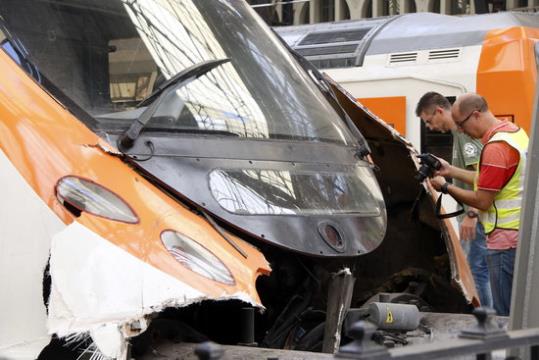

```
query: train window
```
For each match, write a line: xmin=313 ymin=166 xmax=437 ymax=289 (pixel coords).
xmin=0 ymin=0 xmax=142 ymax=115
xmin=496 ymin=114 xmax=515 ymax=122
xmin=312 ymin=57 xmax=356 ymax=69
xmin=300 ymin=28 xmax=371 ymax=46
xmin=419 ymin=96 xmax=454 ymax=165
xmin=209 ymin=167 xmax=382 ymax=216
xmin=108 ymin=39 xmax=159 ymax=106
xmin=1 ymin=0 xmax=354 ymax=145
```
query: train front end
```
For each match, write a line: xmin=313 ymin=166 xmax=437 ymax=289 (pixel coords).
xmin=0 ymin=0 xmax=387 ymax=358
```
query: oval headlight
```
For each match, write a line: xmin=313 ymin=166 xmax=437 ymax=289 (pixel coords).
xmin=56 ymin=176 xmax=138 ymax=223
xmin=161 ymin=230 xmax=235 ymax=285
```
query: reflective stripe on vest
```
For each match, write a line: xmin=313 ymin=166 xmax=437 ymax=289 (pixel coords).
xmin=478 ymin=128 xmax=528 ymax=234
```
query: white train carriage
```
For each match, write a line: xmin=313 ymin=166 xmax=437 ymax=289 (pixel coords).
xmin=276 ymin=12 xmax=539 ymax=160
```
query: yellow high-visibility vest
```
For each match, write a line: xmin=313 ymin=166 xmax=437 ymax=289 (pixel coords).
xmin=477 ymin=128 xmax=528 ymax=234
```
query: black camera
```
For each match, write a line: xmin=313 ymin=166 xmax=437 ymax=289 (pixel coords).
xmin=415 ymin=153 xmax=442 ymax=182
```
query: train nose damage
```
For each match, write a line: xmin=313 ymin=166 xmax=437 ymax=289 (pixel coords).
xmin=326 ymin=77 xmax=478 ymax=309
xmin=0 ymin=44 xmax=270 ymax=359
xmin=47 ymin=222 xmax=264 ymax=359
xmin=0 ymin=0 xmax=476 ymax=358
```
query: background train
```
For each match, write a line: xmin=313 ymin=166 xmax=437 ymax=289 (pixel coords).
xmin=276 ymin=11 xmax=539 ymax=162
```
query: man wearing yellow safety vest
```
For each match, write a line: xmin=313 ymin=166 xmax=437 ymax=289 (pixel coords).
xmin=430 ymin=93 xmax=528 ymax=316
xmin=416 ymin=92 xmax=492 ymax=309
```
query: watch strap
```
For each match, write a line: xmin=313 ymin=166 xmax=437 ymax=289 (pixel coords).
xmin=441 ymin=182 xmax=449 ymax=194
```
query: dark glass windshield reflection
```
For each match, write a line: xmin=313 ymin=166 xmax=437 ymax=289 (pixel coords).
xmin=0 ymin=0 xmax=353 ymax=145
xmin=122 ymin=0 xmax=352 ymax=144
xmin=209 ymin=167 xmax=383 ymax=216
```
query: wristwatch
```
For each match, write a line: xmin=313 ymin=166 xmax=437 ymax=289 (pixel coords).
xmin=466 ymin=210 xmax=479 ymax=218
xmin=441 ymin=182 xmax=449 ymax=194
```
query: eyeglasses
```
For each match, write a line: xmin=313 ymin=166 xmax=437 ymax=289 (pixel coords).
xmin=420 ymin=109 xmax=437 ymax=125
xmin=455 ymin=109 xmax=477 ymax=129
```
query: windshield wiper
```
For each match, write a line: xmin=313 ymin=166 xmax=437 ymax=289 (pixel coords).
xmin=141 ymin=127 xmax=239 ymax=137
xmin=117 ymin=58 xmax=230 ymax=151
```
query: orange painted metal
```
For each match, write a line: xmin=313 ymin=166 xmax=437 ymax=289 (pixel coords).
xmin=477 ymin=26 xmax=539 ymax=135
xmin=0 ymin=50 xmax=270 ymax=301
xmin=424 ymin=182 xmax=480 ymax=307
xmin=357 ymin=96 xmax=407 ymax=136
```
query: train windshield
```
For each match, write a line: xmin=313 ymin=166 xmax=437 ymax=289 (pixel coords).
xmin=209 ymin=167 xmax=381 ymax=216
xmin=0 ymin=0 xmax=353 ymax=145
xmin=0 ymin=0 xmax=386 ymax=255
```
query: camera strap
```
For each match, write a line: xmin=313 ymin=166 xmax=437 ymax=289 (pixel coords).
xmin=435 ymin=193 xmax=465 ymax=219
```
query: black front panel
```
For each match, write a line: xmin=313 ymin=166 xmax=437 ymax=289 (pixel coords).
xmin=119 ymin=135 xmax=387 ymax=257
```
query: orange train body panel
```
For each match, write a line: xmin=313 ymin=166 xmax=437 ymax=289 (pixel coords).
xmin=425 ymin=182 xmax=480 ymax=307
xmin=0 ymin=50 xmax=270 ymax=302
xmin=477 ymin=26 xmax=539 ymax=134
xmin=357 ymin=96 xmax=407 ymax=136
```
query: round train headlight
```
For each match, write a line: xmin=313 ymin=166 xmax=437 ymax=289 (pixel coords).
xmin=56 ymin=176 xmax=138 ymax=223
xmin=161 ymin=230 xmax=235 ymax=285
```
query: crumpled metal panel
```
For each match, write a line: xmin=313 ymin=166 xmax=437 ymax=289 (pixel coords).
xmin=0 ymin=47 xmax=271 ymax=358
xmin=325 ymin=74 xmax=478 ymax=306
xmin=48 ymin=221 xmax=262 ymax=359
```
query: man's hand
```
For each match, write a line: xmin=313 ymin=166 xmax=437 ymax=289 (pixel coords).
xmin=429 ymin=176 xmax=445 ymax=191
xmin=460 ymin=215 xmax=477 ymax=241
xmin=434 ymin=157 xmax=452 ymax=177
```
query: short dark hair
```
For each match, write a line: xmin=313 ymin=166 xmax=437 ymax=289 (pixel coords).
xmin=415 ymin=92 xmax=451 ymax=117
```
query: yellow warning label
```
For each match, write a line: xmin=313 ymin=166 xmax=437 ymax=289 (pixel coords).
xmin=385 ymin=307 xmax=394 ymax=324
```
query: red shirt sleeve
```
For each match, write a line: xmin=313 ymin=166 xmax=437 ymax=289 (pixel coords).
xmin=477 ymin=142 xmax=519 ymax=191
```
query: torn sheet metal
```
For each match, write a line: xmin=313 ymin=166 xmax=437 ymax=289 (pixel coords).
xmin=0 ymin=45 xmax=270 ymax=358
xmin=325 ymin=75 xmax=478 ymax=307
xmin=322 ymin=268 xmax=355 ymax=354
xmin=0 ymin=148 xmax=65 ymax=359
xmin=48 ymin=221 xmax=259 ymax=359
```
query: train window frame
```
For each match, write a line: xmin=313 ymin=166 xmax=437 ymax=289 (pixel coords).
xmin=495 ymin=114 xmax=515 ymax=123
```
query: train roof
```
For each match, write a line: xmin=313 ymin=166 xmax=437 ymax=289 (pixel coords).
xmin=275 ymin=12 xmax=539 ymax=66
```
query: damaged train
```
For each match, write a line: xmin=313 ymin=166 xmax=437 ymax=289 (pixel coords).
xmin=0 ymin=1 xmax=475 ymax=359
